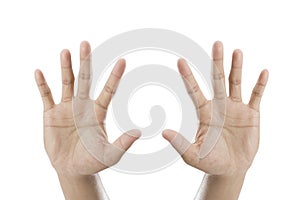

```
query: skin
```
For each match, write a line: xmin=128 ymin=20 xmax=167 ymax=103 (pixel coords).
xmin=35 ymin=41 xmax=140 ymax=200
xmin=35 ymin=41 xmax=268 ymax=200
xmin=163 ymin=41 xmax=269 ymax=200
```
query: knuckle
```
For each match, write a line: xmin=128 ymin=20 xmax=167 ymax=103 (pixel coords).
xmin=79 ymin=72 xmax=91 ymax=80
xmin=213 ymin=72 xmax=225 ymax=80
xmin=188 ymin=84 xmax=200 ymax=94
xmin=95 ymin=100 xmax=107 ymax=110
xmin=38 ymin=82 xmax=47 ymax=88
xmin=251 ymin=90 xmax=262 ymax=98
xmin=42 ymin=91 xmax=51 ymax=97
xmin=62 ymin=79 xmax=74 ymax=85
xmin=213 ymin=57 xmax=223 ymax=62
xmin=196 ymin=100 xmax=209 ymax=110
xmin=230 ymin=96 xmax=242 ymax=102
xmin=104 ymin=84 xmax=115 ymax=95
xmin=229 ymin=79 xmax=241 ymax=85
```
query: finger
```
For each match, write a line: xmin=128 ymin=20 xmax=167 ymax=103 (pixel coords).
xmin=113 ymin=129 xmax=141 ymax=151
xmin=60 ymin=49 xmax=74 ymax=102
xmin=212 ymin=41 xmax=225 ymax=86
xmin=229 ymin=49 xmax=243 ymax=102
xmin=248 ymin=70 xmax=269 ymax=111
xmin=77 ymin=41 xmax=91 ymax=99
xmin=95 ymin=59 xmax=126 ymax=110
xmin=35 ymin=70 xmax=55 ymax=111
xmin=162 ymin=129 xmax=193 ymax=157
xmin=212 ymin=41 xmax=226 ymax=99
xmin=177 ymin=58 xmax=207 ymax=110
xmin=163 ymin=130 xmax=216 ymax=170
xmin=163 ymin=129 xmax=202 ymax=168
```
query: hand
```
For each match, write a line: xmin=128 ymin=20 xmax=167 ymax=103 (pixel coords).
xmin=163 ymin=41 xmax=269 ymax=176
xmin=35 ymin=41 xmax=140 ymax=177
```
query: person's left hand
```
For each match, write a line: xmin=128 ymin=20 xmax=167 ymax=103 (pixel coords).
xmin=163 ymin=41 xmax=269 ymax=176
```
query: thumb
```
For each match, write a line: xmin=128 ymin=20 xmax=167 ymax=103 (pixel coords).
xmin=101 ymin=130 xmax=141 ymax=167
xmin=162 ymin=129 xmax=192 ymax=155
xmin=113 ymin=129 xmax=141 ymax=151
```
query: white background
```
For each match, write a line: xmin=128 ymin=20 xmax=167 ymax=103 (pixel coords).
xmin=0 ymin=0 xmax=299 ymax=199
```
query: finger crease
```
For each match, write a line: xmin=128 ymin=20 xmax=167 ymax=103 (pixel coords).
xmin=111 ymin=73 xmax=122 ymax=79
xmin=104 ymin=85 xmax=115 ymax=94
xmin=231 ymin=65 xmax=242 ymax=69
xmin=61 ymin=65 xmax=72 ymax=69
xmin=212 ymin=73 xmax=225 ymax=80
xmin=196 ymin=100 xmax=209 ymax=110
xmin=229 ymin=79 xmax=241 ymax=85
xmin=256 ymin=83 xmax=266 ymax=87
xmin=251 ymin=91 xmax=262 ymax=97
xmin=38 ymin=82 xmax=47 ymax=87
xmin=213 ymin=57 xmax=223 ymax=62
xmin=181 ymin=72 xmax=194 ymax=79
xmin=230 ymin=96 xmax=242 ymax=102
xmin=79 ymin=73 xmax=91 ymax=80
xmin=41 ymin=91 xmax=51 ymax=97
xmin=95 ymin=101 xmax=108 ymax=111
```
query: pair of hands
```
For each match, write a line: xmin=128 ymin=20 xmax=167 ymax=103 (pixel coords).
xmin=35 ymin=41 xmax=268 ymax=181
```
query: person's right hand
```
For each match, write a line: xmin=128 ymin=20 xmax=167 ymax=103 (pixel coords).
xmin=163 ymin=41 xmax=269 ymax=176
xmin=35 ymin=41 xmax=141 ymax=177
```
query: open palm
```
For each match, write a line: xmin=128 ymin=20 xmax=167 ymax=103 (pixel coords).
xmin=163 ymin=42 xmax=268 ymax=175
xmin=35 ymin=42 xmax=140 ymax=176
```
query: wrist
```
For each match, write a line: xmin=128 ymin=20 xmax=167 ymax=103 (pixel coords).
xmin=57 ymin=172 xmax=96 ymax=183
xmin=205 ymin=172 xmax=246 ymax=186
xmin=57 ymin=173 xmax=105 ymax=200
xmin=57 ymin=172 xmax=98 ymax=194
xmin=198 ymin=173 xmax=247 ymax=200
xmin=212 ymin=170 xmax=247 ymax=180
xmin=53 ymin=162 xmax=95 ymax=178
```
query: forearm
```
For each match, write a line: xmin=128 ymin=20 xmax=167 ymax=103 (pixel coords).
xmin=58 ymin=173 xmax=109 ymax=200
xmin=195 ymin=173 xmax=246 ymax=200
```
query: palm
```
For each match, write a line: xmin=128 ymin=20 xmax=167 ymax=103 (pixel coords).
xmin=43 ymin=101 xmax=107 ymax=175
xmin=193 ymin=99 xmax=260 ymax=175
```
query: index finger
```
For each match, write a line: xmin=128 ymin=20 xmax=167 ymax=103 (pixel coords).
xmin=177 ymin=58 xmax=208 ymax=111
xmin=95 ymin=59 xmax=126 ymax=110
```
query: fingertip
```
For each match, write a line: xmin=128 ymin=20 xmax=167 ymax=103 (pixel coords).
xmin=212 ymin=41 xmax=224 ymax=59
xmin=162 ymin=129 xmax=177 ymax=141
xmin=231 ymin=49 xmax=243 ymax=68
xmin=260 ymin=69 xmax=269 ymax=84
xmin=34 ymin=70 xmax=39 ymax=81
xmin=60 ymin=49 xmax=70 ymax=58
xmin=263 ymin=68 xmax=269 ymax=75
xmin=213 ymin=41 xmax=223 ymax=50
xmin=115 ymin=129 xmax=141 ymax=151
xmin=233 ymin=49 xmax=243 ymax=57
xmin=34 ymin=69 xmax=44 ymax=82
xmin=112 ymin=59 xmax=126 ymax=76
xmin=163 ymin=130 xmax=191 ymax=155
xmin=80 ymin=41 xmax=91 ymax=56
xmin=80 ymin=40 xmax=90 ymax=48
xmin=34 ymin=69 xmax=41 ymax=76
xmin=116 ymin=58 xmax=126 ymax=69
xmin=177 ymin=59 xmax=191 ymax=76
xmin=177 ymin=58 xmax=187 ymax=66
xmin=117 ymin=58 xmax=126 ymax=65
